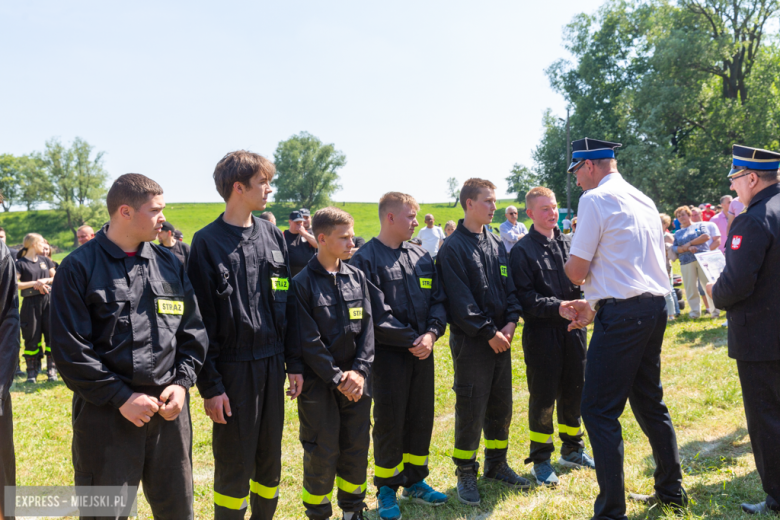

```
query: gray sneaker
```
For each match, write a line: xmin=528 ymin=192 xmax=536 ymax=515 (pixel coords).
xmin=455 ymin=467 xmax=480 ymax=506
xmin=531 ymin=461 xmax=559 ymax=487
xmin=558 ymin=448 xmax=595 ymax=469
xmin=483 ymin=461 xmax=531 ymax=489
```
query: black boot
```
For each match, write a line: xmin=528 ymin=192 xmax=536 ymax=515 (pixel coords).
xmin=46 ymin=354 xmax=57 ymax=382
xmin=25 ymin=356 xmax=37 ymax=383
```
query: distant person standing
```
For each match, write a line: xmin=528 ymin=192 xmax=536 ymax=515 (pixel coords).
xmin=416 ymin=215 xmax=445 ymax=259
xmin=157 ymin=221 xmax=191 ymax=270
xmin=728 ymin=196 xmax=745 ymax=235
xmin=562 ymin=138 xmax=685 ymax=520
xmin=708 ymin=145 xmax=780 ymax=516
xmin=710 ymin=196 xmax=731 ymax=253
xmin=285 ymin=211 xmax=318 ymax=277
xmin=443 ymin=220 xmax=456 ymax=238
xmin=702 ymin=204 xmax=716 ymax=221
xmin=76 ymin=225 xmax=95 ymax=246
xmin=0 ymin=201 xmax=20 ymax=520
xmin=300 ymin=208 xmax=312 ymax=231
xmin=499 ymin=206 xmax=528 ymax=252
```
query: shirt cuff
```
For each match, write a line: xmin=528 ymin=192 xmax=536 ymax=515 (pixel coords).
xmin=108 ymin=384 xmax=136 ymax=409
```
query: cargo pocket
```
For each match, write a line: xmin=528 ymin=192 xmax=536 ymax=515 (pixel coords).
xmin=150 ymin=281 xmax=185 ymax=330
xmin=269 ymin=261 xmax=290 ymax=339
xmin=452 ymin=383 xmax=473 ymax=423
xmin=343 ymin=284 xmax=364 ymax=335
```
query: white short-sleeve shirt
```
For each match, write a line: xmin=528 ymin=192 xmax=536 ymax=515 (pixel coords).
xmin=569 ymin=172 xmax=671 ymax=309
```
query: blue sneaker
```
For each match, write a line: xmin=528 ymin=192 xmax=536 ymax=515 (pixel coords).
xmin=377 ymin=486 xmax=401 ymax=520
xmin=401 ymin=480 xmax=447 ymax=506
xmin=558 ymin=448 xmax=595 ymax=469
xmin=531 ymin=460 xmax=559 ymax=486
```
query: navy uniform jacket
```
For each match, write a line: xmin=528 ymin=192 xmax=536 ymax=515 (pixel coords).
xmin=713 ymin=183 xmax=780 ymax=361
xmin=435 ymin=220 xmax=522 ymax=340
xmin=51 ymin=227 xmax=209 ymax=408
xmin=188 ymin=215 xmax=292 ymax=399
xmin=285 ymin=256 xmax=374 ymax=393
xmin=350 ymin=238 xmax=446 ymax=349
xmin=509 ymin=225 xmax=580 ymax=328
xmin=0 ymin=242 xmax=19 ymax=410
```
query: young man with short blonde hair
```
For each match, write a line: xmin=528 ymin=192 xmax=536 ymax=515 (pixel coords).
xmin=351 ymin=192 xmax=448 ymax=519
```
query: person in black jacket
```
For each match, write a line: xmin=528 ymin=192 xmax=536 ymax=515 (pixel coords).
xmin=708 ymin=145 xmax=780 ymax=516
xmin=435 ymin=178 xmax=528 ymax=506
xmin=286 ymin=207 xmax=374 ymax=520
xmin=509 ymin=187 xmax=594 ymax=488
xmin=350 ymin=192 xmax=448 ymax=520
xmin=0 ymin=211 xmax=20 ymax=520
xmin=188 ymin=151 xmax=301 ymax=520
xmin=157 ymin=220 xmax=190 ymax=270
xmin=50 ymin=174 xmax=208 ymax=520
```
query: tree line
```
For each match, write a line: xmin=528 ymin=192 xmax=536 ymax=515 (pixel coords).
xmin=527 ymin=0 xmax=780 ymax=213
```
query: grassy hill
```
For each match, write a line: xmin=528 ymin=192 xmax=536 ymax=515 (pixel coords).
xmin=0 ymin=199 xmax=529 ymax=262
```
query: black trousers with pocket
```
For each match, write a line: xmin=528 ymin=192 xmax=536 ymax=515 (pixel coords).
xmin=372 ymin=347 xmax=435 ymax=490
xmin=450 ymin=332 xmax=513 ymax=471
xmin=71 ymin=392 xmax=194 ymax=520
xmin=20 ymin=294 xmax=50 ymax=366
xmin=298 ymin=375 xmax=371 ymax=520
xmin=737 ymin=360 xmax=780 ymax=511
xmin=212 ymin=354 xmax=285 ymax=520
xmin=0 ymin=395 xmax=15 ymax=520
xmin=581 ymin=297 xmax=683 ymax=520
xmin=522 ymin=324 xmax=587 ymax=464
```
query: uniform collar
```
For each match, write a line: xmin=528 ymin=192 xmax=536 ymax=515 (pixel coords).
xmin=96 ymin=225 xmax=155 ymax=260
xmin=747 ymin=182 xmax=780 ymax=210
xmin=370 ymin=237 xmax=410 ymax=252
xmin=598 ymin=172 xmax=622 ymax=187
xmin=455 ymin=219 xmax=489 ymax=241
xmin=308 ymin=254 xmax=350 ymax=276
xmin=528 ymin=224 xmax=561 ymax=245
xmin=216 ymin=213 xmax=260 ymax=240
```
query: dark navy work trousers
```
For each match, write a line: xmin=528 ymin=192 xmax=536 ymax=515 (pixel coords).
xmin=581 ymin=297 xmax=684 ymax=520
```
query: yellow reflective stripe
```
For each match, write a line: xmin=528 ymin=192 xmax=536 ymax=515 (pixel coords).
xmin=558 ymin=423 xmax=583 ymax=436
xmin=214 ymin=490 xmax=249 ymax=510
xmin=336 ymin=476 xmax=366 ymax=494
xmin=452 ymin=448 xmax=477 ymax=460
xmin=302 ymin=488 xmax=332 ymax=505
xmin=23 ymin=348 xmax=40 ymax=356
xmin=403 ymin=453 xmax=428 ymax=466
xmin=375 ymin=461 xmax=404 ymax=478
xmin=484 ymin=439 xmax=508 ymax=450
xmin=249 ymin=480 xmax=278 ymax=500
xmin=529 ymin=431 xmax=554 ymax=444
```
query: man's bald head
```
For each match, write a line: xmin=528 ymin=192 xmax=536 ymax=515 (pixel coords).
xmin=424 ymin=214 xmax=435 ymax=228
xmin=77 ymin=225 xmax=95 ymax=246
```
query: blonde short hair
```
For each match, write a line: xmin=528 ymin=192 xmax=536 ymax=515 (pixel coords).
xmin=674 ymin=206 xmax=691 ymax=218
xmin=444 ymin=220 xmax=456 ymax=231
xmin=378 ymin=192 xmax=419 ymax=219
xmin=525 ymin=186 xmax=556 ymax=209
xmin=659 ymin=213 xmax=672 ymax=229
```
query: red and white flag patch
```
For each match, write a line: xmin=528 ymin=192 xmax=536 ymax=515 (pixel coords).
xmin=731 ymin=235 xmax=742 ymax=250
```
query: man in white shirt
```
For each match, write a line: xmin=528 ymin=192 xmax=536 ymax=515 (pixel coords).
xmin=499 ymin=206 xmax=528 ymax=252
xmin=416 ymin=214 xmax=446 ymax=258
xmin=561 ymin=138 xmax=685 ymax=520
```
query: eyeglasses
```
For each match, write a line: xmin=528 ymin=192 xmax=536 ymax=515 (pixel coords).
xmin=730 ymin=170 xmax=753 ymax=182
xmin=507 ymin=212 xmax=517 ymax=215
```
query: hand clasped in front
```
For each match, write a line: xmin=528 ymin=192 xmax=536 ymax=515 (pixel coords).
xmin=559 ymin=300 xmax=596 ymax=331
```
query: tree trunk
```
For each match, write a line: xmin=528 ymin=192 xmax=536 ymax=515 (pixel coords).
xmin=452 ymin=198 xmax=459 ymax=208
xmin=66 ymin=208 xmax=78 ymax=248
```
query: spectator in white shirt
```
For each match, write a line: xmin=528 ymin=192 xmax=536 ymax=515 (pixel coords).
xmin=499 ymin=206 xmax=528 ymax=252
xmin=416 ymin=214 xmax=446 ymax=258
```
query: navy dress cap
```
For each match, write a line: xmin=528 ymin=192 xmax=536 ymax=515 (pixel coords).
xmin=568 ymin=138 xmax=622 ymax=173
xmin=729 ymin=144 xmax=780 ymax=177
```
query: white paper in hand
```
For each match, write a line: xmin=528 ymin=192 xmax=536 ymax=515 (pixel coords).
xmin=694 ymin=250 xmax=726 ymax=283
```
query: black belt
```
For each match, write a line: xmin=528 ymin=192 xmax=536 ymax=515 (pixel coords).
xmin=595 ymin=292 xmax=663 ymax=311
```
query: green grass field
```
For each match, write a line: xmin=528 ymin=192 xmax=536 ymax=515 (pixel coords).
xmin=0 ymin=199 xmax=529 ymax=264
xmin=10 ymin=308 xmax=763 ymax=519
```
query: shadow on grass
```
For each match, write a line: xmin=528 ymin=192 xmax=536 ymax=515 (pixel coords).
xmin=10 ymin=376 xmax=67 ymax=394
xmin=676 ymin=325 xmax=728 ymax=349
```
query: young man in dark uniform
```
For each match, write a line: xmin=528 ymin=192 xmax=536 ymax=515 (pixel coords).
xmin=50 ymin=173 xmax=208 ymax=520
xmin=157 ymin=221 xmax=190 ymax=270
xmin=509 ymin=187 xmax=594 ymax=487
xmin=286 ymin=207 xmax=374 ymax=520
xmin=0 ymin=198 xmax=20 ymax=520
xmin=435 ymin=178 xmax=528 ymax=506
xmin=188 ymin=151 xmax=301 ymax=520
xmin=709 ymin=145 xmax=780 ymax=515
xmin=350 ymin=192 xmax=448 ymax=520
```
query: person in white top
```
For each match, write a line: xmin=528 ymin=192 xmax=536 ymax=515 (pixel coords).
xmin=416 ymin=214 xmax=446 ymax=258
xmin=498 ymin=206 xmax=528 ymax=252
xmin=560 ymin=138 xmax=686 ymax=520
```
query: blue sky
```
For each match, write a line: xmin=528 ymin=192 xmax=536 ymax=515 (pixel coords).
xmin=1 ymin=0 xmax=604 ymax=205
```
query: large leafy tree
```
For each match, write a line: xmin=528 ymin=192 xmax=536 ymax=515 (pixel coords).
xmin=505 ymin=164 xmax=538 ymax=204
xmin=41 ymin=137 xmax=109 ymax=247
xmin=272 ymin=132 xmax=345 ymax=209
xmin=536 ymin=0 xmax=780 ymax=213
xmin=0 ymin=153 xmax=47 ymax=211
